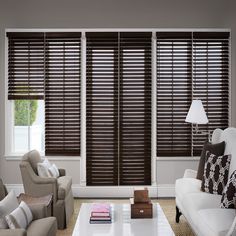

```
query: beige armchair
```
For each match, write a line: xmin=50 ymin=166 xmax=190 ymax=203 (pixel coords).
xmin=0 ymin=179 xmax=57 ymax=236
xmin=20 ymin=150 xmax=74 ymax=229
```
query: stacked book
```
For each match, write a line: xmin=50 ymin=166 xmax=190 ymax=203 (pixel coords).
xmin=89 ymin=203 xmax=112 ymax=224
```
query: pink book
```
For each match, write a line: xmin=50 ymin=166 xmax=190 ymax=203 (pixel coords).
xmin=91 ymin=204 xmax=110 ymax=213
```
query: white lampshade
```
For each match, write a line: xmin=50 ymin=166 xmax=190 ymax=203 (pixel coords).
xmin=185 ymin=100 xmax=208 ymax=124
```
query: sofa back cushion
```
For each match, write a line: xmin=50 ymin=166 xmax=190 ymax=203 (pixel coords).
xmin=22 ymin=150 xmax=42 ymax=174
xmin=197 ymin=141 xmax=225 ymax=180
xmin=220 ymin=128 xmax=236 ymax=177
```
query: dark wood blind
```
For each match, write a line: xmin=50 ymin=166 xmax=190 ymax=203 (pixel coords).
xmin=7 ymin=32 xmax=44 ymax=100
xmin=156 ymin=32 xmax=192 ymax=156
xmin=45 ymin=32 xmax=81 ymax=155
xmin=86 ymin=32 xmax=119 ymax=185
xmin=119 ymin=32 xmax=152 ymax=185
xmin=192 ymin=32 xmax=230 ymax=155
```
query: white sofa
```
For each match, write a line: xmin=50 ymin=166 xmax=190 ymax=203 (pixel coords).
xmin=175 ymin=127 xmax=236 ymax=236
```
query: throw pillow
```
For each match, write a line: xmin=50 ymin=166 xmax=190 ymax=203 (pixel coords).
xmin=196 ymin=141 xmax=225 ymax=180
xmin=220 ymin=170 xmax=236 ymax=209
xmin=43 ymin=158 xmax=52 ymax=169
xmin=48 ymin=164 xmax=60 ymax=178
xmin=5 ymin=201 xmax=33 ymax=229
xmin=0 ymin=191 xmax=19 ymax=229
xmin=201 ymin=151 xmax=231 ymax=195
xmin=37 ymin=161 xmax=51 ymax=178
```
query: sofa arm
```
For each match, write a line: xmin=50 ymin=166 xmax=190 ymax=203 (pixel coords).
xmin=58 ymin=168 xmax=66 ymax=177
xmin=183 ymin=169 xmax=197 ymax=178
xmin=0 ymin=229 xmax=26 ymax=236
xmin=30 ymin=204 xmax=47 ymax=220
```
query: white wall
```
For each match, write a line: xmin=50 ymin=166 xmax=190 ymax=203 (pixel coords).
xmin=0 ymin=0 xmax=235 ymax=197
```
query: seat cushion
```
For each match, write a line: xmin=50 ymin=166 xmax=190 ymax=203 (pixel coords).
xmin=183 ymin=192 xmax=222 ymax=225
xmin=197 ymin=208 xmax=235 ymax=236
xmin=57 ymin=176 xmax=72 ymax=200
xmin=175 ymin=177 xmax=201 ymax=202
xmin=27 ymin=217 xmax=57 ymax=236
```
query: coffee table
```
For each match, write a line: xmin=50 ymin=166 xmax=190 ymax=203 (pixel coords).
xmin=72 ymin=203 xmax=175 ymax=236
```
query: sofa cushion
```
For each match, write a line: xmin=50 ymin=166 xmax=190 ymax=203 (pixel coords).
xmin=57 ymin=176 xmax=72 ymax=200
xmin=175 ymin=177 xmax=201 ymax=203
xmin=197 ymin=208 xmax=235 ymax=236
xmin=27 ymin=217 xmax=57 ymax=236
xmin=23 ymin=150 xmax=42 ymax=174
xmin=221 ymin=170 xmax=236 ymax=209
xmin=197 ymin=141 xmax=225 ymax=180
xmin=5 ymin=201 xmax=33 ymax=229
xmin=0 ymin=191 xmax=19 ymax=229
xmin=183 ymin=192 xmax=222 ymax=225
xmin=201 ymin=151 xmax=231 ymax=194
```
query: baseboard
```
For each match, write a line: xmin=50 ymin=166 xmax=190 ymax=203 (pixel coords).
xmin=5 ymin=184 xmax=175 ymax=198
xmin=72 ymin=184 xmax=175 ymax=198
xmin=5 ymin=184 xmax=24 ymax=196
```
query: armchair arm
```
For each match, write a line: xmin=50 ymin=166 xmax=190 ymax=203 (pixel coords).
xmin=183 ymin=169 xmax=197 ymax=178
xmin=58 ymin=168 xmax=66 ymax=177
xmin=30 ymin=204 xmax=47 ymax=220
xmin=0 ymin=229 xmax=26 ymax=236
xmin=20 ymin=161 xmax=58 ymax=203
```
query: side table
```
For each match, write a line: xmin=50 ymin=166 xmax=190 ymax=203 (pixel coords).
xmin=18 ymin=193 xmax=53 ymax=217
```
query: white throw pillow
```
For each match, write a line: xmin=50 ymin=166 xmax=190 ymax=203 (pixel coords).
xmin=48 ymin=164 xmax=60 ymax=178
xmin=0 ymin=191 xmax=19 ymax=229
xmin=5 ymin=201 xmax=33 ymax=229
xmin=43 ymin=158 xmax=51 ymax=169
xmin=37 ymin=162 xmax=51 ymax=178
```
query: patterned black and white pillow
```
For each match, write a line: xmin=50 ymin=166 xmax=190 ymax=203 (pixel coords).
xmin=220 ymin=170 xmax=236 ymax=209
xmin=201 ymin=151 xmax=231 ymax=195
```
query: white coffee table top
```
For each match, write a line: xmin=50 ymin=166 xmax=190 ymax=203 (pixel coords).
xmin=72 ymin=203 xmax=175 ymax=236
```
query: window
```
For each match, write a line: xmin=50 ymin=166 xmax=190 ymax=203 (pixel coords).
xmin=7 ymin=32 xmax=45 ymax=154
xmin=86 ymin=32 xmax=152 ymax=186
xmin=156 ymin=32 xmax=230 ymax=156
xmin=7 ymin=32 xmax=81 ymax=155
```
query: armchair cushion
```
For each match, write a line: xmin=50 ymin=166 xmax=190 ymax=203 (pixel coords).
xmin=26 ymin=217 xmax=57 ymax=236
xmin=57 ymin=176 xmax=72 ymax=200
xmin=23 ymin=150 xmax=42 ymax=174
